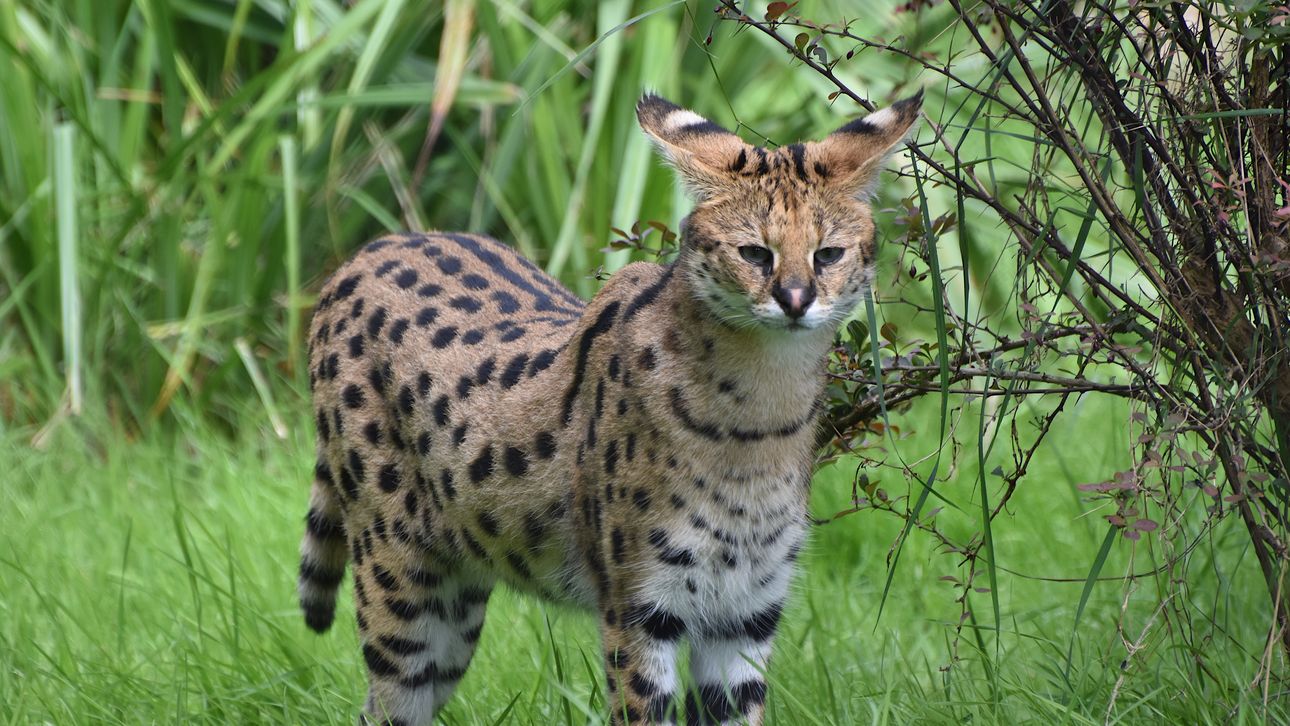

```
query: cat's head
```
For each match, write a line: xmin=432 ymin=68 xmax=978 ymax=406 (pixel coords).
xmin=637 ymin=92 xmax=920 ymax=332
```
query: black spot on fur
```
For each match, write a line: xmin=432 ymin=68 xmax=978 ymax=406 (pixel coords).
xmin=469 ymin=445 xmax=495 ymax=483
xmin=415 ymin=306 xmax=439 ymax=327
xmin=369 ymin=363 xmax=391 ymax=395
xmin=342 ymin=384 xmax=364 ymax=409
xmin=449 ymin=295 xmax=482 ymax=313
xmin=366 ymin=307 xmax=387 ymax=337
xmin=384 ymin=597 xmax=420 ymax=621
xmin=388 ymin=318 xmax=409 ymax=345
xmin=500 ymin=353 xmax=529 ymax=389
xmin=611 ymin=528 xmax=625 ymax=564
xmin=379 ymin=634 xmax=426 ymax=655
xmin=433 ymin=395 xmax=451 ymax=426
xmin=622 ymin=266 xmax=673 ymax=321
xmin=333 ymin=274 xmax=361 ymax=301
xmin=477 ymin=511 xmax=500 ymax=537
xmin=788 ymin=142 xmax=808 ymax=181
xmin=362 ymin=644 xmax=400 ymax=677
xmin=729 ymin=147 xmax=747 ymax=172
xmin=528 ymin=349 xmax=558 ymax=377
xmin=431 ymin=326 xmax=458 ymax=348
xmin=603 ymin=440 xmax=618 ymax=475
xmin=323 ymin=352 xmax=340 ymax=380
xmin=395 ymin=269 xmax=418 ymax=289
xmin=686 ymin=681 xmax=767 ymax=724
xmin=436 ymin=256 xmax=463 ymax=275
xmin=504 ymin=446 xmax=529 ymax=477
xmin=346 ymin=449 xmax=366 ymax=485
xmin=535 ymin=432 xmax=557 ymax=459
xmin=378 ymin=464 xmax=401 ymax=492
xmin=305 ymin=505 xmax=343 ymax=540
xmin=475 ymin=357 xmax=496 ymax=385
xmin=491 ymin=291 xmax=520 ymax=313
xmin=461 ymin=328 xmax=485 ymax=345
xmin=633 ymin=488 xmax=651 ymax=511
xmin=622 ymin=604 xmax=686 ymax=641
xmin=462 ymin=273 xmax=489 ymax=290
xmin=648 ymin=528 xmax=696 ymax=567
xmin=630 ymin=672 xmax=661 ymax=699
xmin=299 ymin=560 xmax=343 ymax=588
xmin=371 ymin=563 xmax=400 ymax=591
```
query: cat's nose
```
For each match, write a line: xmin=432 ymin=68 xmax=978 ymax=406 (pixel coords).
xmin=771 ymin=280 xmax=817 ymax=319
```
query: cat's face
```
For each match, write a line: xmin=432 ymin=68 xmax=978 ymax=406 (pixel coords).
xmin=637 ymin=94 xmax=920 ymax=332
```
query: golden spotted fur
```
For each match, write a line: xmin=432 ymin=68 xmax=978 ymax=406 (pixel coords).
xmin=300 ymin=92 xmax=920 ymax=725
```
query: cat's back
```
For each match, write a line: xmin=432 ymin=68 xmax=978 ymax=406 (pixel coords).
xmin=308 ymin=232 xmax=587 ymax=395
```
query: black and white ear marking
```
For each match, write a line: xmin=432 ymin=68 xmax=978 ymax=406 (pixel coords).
xmin=637 ymin=94 xmax=751 ymax=199
xmin=636 ymin=94 xmax=730 ymax=137
xmin=816 ymin=90 xmax=923 ymax=197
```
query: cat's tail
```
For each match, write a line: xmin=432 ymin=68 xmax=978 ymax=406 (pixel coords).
xmin=298 ymin=459 xmax=348 ymax=633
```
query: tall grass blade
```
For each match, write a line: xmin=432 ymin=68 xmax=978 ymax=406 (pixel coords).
xmin=234 ymin=337 xmax=287 ymax=440
xmin=1065 ymin=525 xmax=1117 ymax=678
xmin=545 ymin=0 xmax=629 ymax=281
xmin=411 ymin=0 xmax=471 ymax=188
xmin=280 ymin=135 xmax=302 ymax=372
xmin=53 ymin=122 xmax=81 ymax=415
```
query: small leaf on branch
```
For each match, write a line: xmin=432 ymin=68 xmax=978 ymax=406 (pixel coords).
xmin=767 ymin=2 xmax=792 ymax=20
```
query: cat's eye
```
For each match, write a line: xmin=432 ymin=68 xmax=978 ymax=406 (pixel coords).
xmin=814 ymin=247 xmax=845 ymax=266
xmin=738 ymin=245 xmax=773 ymax=267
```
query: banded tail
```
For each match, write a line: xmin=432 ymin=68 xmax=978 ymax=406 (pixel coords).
xmin=298 ymin=460 xmax=348 ymax=632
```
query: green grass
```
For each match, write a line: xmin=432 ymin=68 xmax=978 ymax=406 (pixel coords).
xmin=3 ymin=396 xmax=1282 ymax=724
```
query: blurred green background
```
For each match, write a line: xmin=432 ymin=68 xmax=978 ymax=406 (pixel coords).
xmin=0 ymin=1 xmax=1279 ymax=723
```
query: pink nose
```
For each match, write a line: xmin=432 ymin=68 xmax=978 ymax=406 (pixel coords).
xmin=771 ymin=280 xmax=817 ymax=319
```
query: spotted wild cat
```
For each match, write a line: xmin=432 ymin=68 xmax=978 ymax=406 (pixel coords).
xmin=300 ymin=92 xmax=921 ymax=725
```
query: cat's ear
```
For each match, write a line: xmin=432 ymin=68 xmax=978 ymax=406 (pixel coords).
xmin=814 ymin=91 xmax=923 ymax=198
xmin=637 ymin=94 xmax=750 ymax=200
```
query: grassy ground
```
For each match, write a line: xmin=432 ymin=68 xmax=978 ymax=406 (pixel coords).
xmin=3 ymin=396 xmax=1282 ymax=725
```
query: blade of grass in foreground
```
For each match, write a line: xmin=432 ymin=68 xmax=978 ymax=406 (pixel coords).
xmin=868 ymin=174 xmax=963 ymax=624
xmin=1065 ymin=524 xmax=1117 ymax=679
xmin=280 ymin=135 xmax=302 ymax=373
xmin=545 ymin=0 xmax=628 ymax=284
xmin=53 ymin=121 xmax=82 ymax=415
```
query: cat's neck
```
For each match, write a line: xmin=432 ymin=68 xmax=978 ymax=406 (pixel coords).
xmin=664 ymin=261 xmax=835 ymax=421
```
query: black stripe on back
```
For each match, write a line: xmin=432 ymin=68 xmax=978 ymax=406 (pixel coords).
xmin=561 ymin=301 xmax=621 ymax=426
